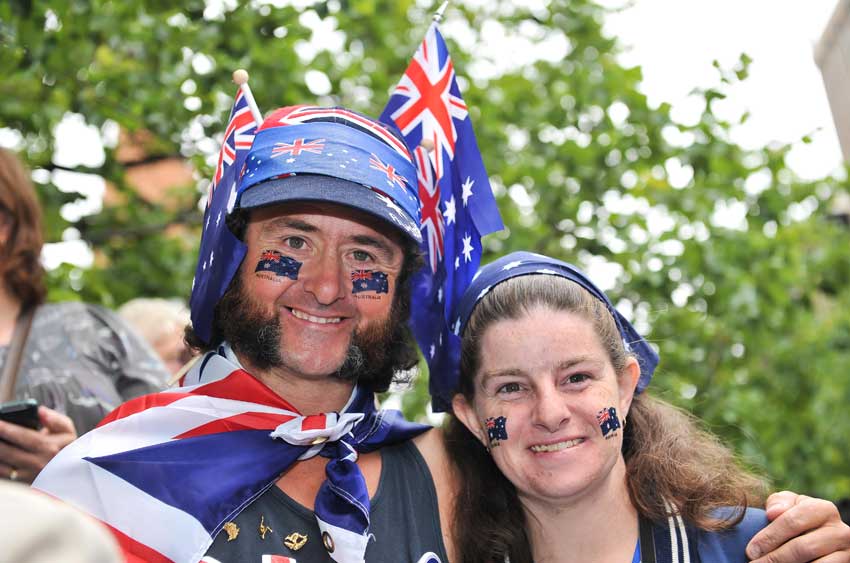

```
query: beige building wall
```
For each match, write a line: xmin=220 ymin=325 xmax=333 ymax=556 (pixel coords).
xmin=816 ymin=0 xmax=850 ymax=160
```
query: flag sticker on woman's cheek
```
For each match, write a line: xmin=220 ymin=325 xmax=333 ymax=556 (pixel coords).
xmin=596 ymin=407 xmax=621 ymax=439
xmin=255 ymin=249 xmax=302 ymax=282
xmin=485 ymin=416 xmax=508 ymax=448
xmin=350 ymin=270 xmax=389 ymax=300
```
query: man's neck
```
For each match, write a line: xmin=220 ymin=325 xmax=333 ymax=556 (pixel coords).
xmin=0 ymin=285 xmax=23 ymax=346
xmin=235 ymin=352 xmax=357 ymax=414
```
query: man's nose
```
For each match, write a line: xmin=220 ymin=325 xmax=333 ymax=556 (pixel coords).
xmin=531 ymin=385 xmax=571 ymax=433
xmin=302 ymin=252 xmax=347 ymax=305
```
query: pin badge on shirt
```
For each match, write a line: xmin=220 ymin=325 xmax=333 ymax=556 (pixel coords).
xmin=597 ymin=406 xmax=621 ymax=439
xmin=255 ymin=250 xmax=302 ymax=282
xmin=222 ymin=521 xmax=240 ymax=542
xmin=485 ymin=416 xmax=508 ymax=448
xmin=258 ymin=515 xmax=273 ymax=540
xmin=284 ymin=531 xmax=308 ymax=551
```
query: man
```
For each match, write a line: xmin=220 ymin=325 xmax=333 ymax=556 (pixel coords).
xmin=34 ymin=106 xmax=850 ymax=563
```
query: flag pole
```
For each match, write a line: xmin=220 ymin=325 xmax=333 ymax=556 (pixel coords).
xmin=433 ymin=1 xmax=449 ymax=23
xmin=232 ymin=69 xmax=264 ymax=125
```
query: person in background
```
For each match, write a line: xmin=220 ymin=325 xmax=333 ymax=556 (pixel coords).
xmin=0 ymin=148 xmax=169 ymax=483
xmin=0 ymin=480 xmax=122 ymax=563
xmin=118 ymin=297 xmax=195 ymax=377
xmin=447 ymin=251 xmax=850 ymax=563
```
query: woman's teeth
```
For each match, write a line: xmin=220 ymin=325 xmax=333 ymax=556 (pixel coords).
xmin=530 ymin=438 xmax=585 ymax=453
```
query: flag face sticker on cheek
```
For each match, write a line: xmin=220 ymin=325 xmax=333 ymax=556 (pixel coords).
xmin=255 ymin=250 xmax=302 ymax=282
xmin=350 ymin=270 xmax=389 ymax=297
xmin=485 ymin=416 xmax=508 ymax=447
xmin=596 ymin=407 xmax=621 ymax=438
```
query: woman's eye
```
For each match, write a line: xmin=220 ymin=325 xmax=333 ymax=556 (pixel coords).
xmin=567 ymin=373 xmax=589 ymax=384
xmin=285 ymin=237 xmax=305 ymax=250
xmin=497 ymin=382 xmax=522 ymax=394
xmin=352 ymin=250 xmax=372 ymax=262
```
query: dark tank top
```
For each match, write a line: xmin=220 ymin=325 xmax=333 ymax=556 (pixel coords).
xmin=203 ymin=439 xmax=448 ymax=562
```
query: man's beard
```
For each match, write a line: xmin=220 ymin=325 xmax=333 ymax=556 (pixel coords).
xmin=216 ymin=275 xmax=402 ymax=382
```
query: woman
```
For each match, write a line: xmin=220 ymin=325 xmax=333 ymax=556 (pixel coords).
xmin=447 ymin=251 xmax=770 ymax=563
xmin=0 ymin=148 xmax=168 ymax=482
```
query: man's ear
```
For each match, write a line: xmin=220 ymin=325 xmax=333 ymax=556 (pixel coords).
xmin=452 ymin=393 xmax=487 ymax=447
xmin=618 ymin=357 xmax=640 ymax=419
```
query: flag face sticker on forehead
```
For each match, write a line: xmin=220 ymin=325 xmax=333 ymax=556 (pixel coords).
xmin=380 ymin=22 xmax=505 ymax=412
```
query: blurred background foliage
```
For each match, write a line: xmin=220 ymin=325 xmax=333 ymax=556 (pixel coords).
xmin=1 ymin=0 xmax=849 ymax=499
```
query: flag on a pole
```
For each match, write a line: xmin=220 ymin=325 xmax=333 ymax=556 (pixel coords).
xmin=380 ymin=22 xmax=504 ymax=411
xmin=189 ymin=88 xmax=258 ymax=344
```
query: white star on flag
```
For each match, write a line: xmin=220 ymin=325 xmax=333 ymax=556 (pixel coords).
xmin=216 ymin=211 xmax=222 ymax=227
xmin=502 ymin=260 xmax=523 ymax=271
xmin=286 ymin=158 xmax=295 ymax=163
xmin=453 ymin=318 xmax=462 ymax=335
xmin=454 ymin=257 xmax=460 ymax=270
xmin=430 ymin=344 xmax=435 ymax=358
xmin=444 ymin=195 xmax=456 ymax=226
xmin=437 ymin=288 xmax=443 ymax=303
xmin=461 ymin=234 xmax=474 ymax=262
xmin=209 ymin=251 xmax=215 ymax=265
xmin=461 ymin=177 xmax=474 ymax=206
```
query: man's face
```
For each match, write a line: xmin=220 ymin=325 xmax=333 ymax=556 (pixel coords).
xmin=223 ymin=201 xmax=406 ymax=382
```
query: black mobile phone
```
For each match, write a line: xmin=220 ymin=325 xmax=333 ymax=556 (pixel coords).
xmin=0 ymin=399 xmax=41 ymax=430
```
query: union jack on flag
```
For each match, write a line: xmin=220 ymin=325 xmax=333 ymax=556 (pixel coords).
xmin=380 ymin=22 xmax=504 ymax=411
xmin=190 ymin=87 xmax=258 ymax=344
xmin=271 ymin=137 xmax=325 ymax=158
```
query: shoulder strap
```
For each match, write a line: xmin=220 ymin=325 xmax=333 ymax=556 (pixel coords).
xmin=647 ymin=512 xmax=701 ymax=563
xmin=0 ymin=306 xmax=35 ymax=402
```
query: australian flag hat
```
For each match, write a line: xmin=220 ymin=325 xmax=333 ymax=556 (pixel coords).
xmin=456 ymin=251 xmax=658 ymax=394
xmin=235 ymin=105 xmax=422 ymax=243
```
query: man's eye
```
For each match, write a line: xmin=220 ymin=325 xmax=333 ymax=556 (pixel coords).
xmin=285 ymin=237 xmax=305 ymax=250
xmin=352 ymin=250 xmax=372 ymax=261
xmin=497 ymin=382 xmax=522 ymax=394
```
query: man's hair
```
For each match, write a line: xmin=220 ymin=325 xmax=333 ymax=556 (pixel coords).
xmin=0 ymin=148 xmax=47 ymax=308
xmin=445 ymin=274 xmax=767 ymax=563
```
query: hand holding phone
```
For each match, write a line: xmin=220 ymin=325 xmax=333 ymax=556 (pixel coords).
xmin=0 ymin=403 xmax=76 ymax=484
xmin=0 ymin=399 xmax=41 ymax=431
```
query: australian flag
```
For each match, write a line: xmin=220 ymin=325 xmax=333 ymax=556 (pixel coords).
xmin=190 ymin=88 xmax=258 ymax=344
xmin=255 ymin=250 xmax=301 ymax=280
xmin=597 ymin=407 xmax=621 ymax=437
xmin=486 ymin=416 xmax=508 ymax=444
xmin=350 ymin=270 xmax=389 ymax=294
xmin=380 ymin=22 xmax=504 ymax=412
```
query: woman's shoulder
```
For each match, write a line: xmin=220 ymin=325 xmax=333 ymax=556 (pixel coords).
xmin=697 ymin=507 xmax=768 ymax=563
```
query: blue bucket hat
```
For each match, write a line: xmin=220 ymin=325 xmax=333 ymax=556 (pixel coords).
xmin=234 ymin=105 xmax=422 ymax=243
xmin=452 ymin=251 xmax=658 ymax=395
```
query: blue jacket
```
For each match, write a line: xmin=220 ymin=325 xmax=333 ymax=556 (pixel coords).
xmin=698 ymin=508 xmax=768 ymax=562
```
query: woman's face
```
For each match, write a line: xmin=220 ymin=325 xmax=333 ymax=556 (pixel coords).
xmin=453 ymin=306 xmax=639 ymax=507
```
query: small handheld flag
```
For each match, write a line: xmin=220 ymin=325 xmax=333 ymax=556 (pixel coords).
xmin=380 ymin=21 xmax=504 ymax=411
xmin=189 ymin=72 xmax=260 ymax=344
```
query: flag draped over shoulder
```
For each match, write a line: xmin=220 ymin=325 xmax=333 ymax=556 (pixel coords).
xmin=189 ymin=88 xmax=258 ymax=344
xmin=380 ymin=22 xmax=504 ymax=411
xmin=33 ymin=348 xmax=429 ymax=563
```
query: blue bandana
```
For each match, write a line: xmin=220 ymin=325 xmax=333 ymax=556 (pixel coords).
xmin=454 ymin=251 xmax=658 ymax=394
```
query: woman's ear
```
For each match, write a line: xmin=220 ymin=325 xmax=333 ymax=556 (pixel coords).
xmin=618 ymin=357 xmax=640 ymax=419
xmin=452 ymin=393 xmax=488 ymax=447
